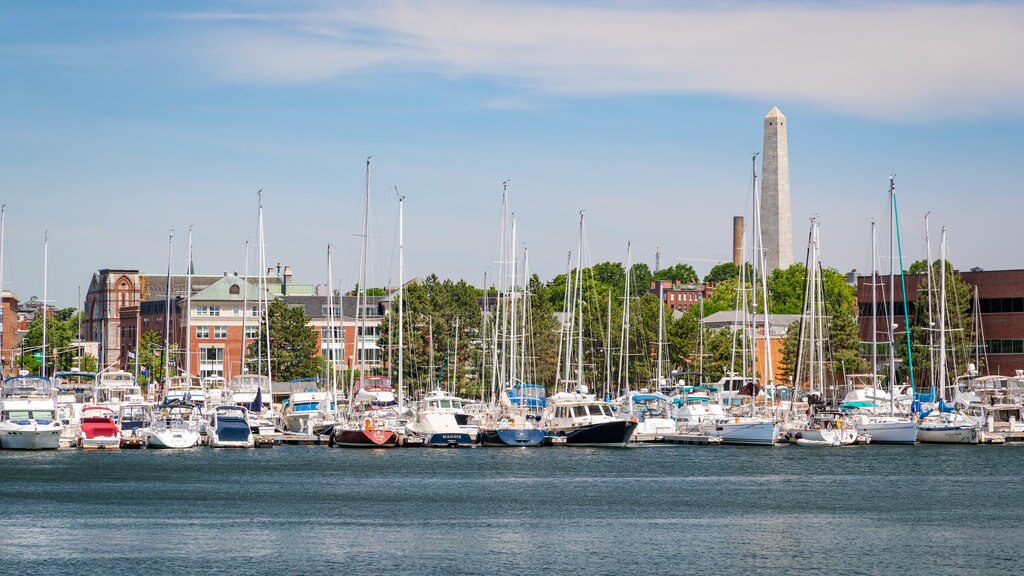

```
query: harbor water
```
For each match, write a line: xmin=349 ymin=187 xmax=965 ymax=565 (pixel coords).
xmin=1 ymin=445 xmax=1021 ymax=575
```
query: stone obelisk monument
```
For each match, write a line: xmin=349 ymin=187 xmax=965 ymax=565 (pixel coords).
xmin=760 ymin=106 xmax=793 ymax=273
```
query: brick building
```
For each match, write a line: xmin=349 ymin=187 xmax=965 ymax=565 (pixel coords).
xmin=857 ymin=268 xmax=1024 ymax=376
xmin=1 ymin=290 xmax=20 ymax=376
xmin=649 ymin=280 xmax=715 ymax=315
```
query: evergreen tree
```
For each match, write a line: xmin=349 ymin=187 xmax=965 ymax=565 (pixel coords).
xmin=247 ymin=299 xmax=320 ymax=381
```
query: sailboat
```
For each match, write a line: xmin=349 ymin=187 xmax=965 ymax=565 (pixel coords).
xmin=477 ymin=189 xmax=546 ymax=447
xmin=917 ymin=226 xmax=979 ymax=444
xmin=783 ymin=218 xmax=858 ymax=446
xmin=841 ymin=216 xmax=917 ymax=444
xmin=333 ymin=158 xmax=400 ymax=448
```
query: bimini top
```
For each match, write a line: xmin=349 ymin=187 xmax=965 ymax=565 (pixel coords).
xmin=840 ymin=401 xmax=877 ymax=410
xmin=630 ymin=393 xmax=670 ymax=403
xmin=2 ymin=376 xmax=55 ymax=397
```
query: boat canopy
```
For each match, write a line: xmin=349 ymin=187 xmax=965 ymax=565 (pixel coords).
xmin=3 ymin=376 xmax=55 ymax=396
xmin=630 ymin=393 xmax=669 ymax=402
xmin=840 ymin=401 xmax=877 ymax=410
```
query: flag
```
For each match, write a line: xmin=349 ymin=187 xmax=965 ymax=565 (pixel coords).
xmin=127 ymin=351 xmax=135 ymax=359
xmin=141 ymin=366 xmax=149 ymax=376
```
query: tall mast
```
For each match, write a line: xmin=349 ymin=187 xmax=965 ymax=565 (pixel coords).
xmin=925 ymin=214 xmax=935 ymax=395
xmin=753 ymin=153 xmax=773 ymax=395
xmin=327 ymin=243 xmax=337 ymax=418
xmin=657 ymin=279 xmax=664 ymax=388
xmin=241 ymin=239 xmax=249 ymax=376
xmin=870 ymin=221 xmax=881 ymax=400
xmin=508 ymin=215 xmax=518 ymax=389
xmin=807 ymin=220 xmax=816 ymax=396
xmin=891 ymin=176 xmax=916 ymax=395
xmin=185 ymin=225 xmax=193 ymax=380
xmin=42 ymin=231 xmax=48 ymax=378
xmin=574 ymin=212 xmax=584 ymax=391
xmin=939 ymin=227 xmax=948 ymax=402
xmin=0 ymin=205 xmax=5 ymax=377
xmin=397 ymin=191 xmax=405 ymax=412
xmin=556 ymin=251 xmax=572 ymax=391
xmin=621 ymin=242 xmax=632 ymax=395
xmin=258 ymin=190 xmax=272 ymax=386
xmin=887 ymin=179 xmax=897 ymax=400
xmin=163 ymin=230 xmax=173 ymax=386
xmin=521 ymin=245 xmax=529 ymax=386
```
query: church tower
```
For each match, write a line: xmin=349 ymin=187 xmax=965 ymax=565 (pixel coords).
xmin=760 ymin=106 xmax=793 ymax=273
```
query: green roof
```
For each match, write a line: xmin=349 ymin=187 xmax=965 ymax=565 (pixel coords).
xmin=191 ymin=275 xmax=272 ymax=302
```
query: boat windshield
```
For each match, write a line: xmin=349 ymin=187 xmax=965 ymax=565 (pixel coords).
xmin=231 ymin=375 xmax=270 ymax=393
xmin=4 ymin=410 xmax=55 ymax=421
xmin=2 ymin=377 xmax=54 ymax=397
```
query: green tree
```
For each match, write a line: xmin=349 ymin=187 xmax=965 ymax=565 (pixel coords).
xmin=20 ymin=308 xmax=79 ymax=375
xmin=705 ymin=262 xmax=739 ymax=283
xmin=247 ymin=299 xmax=321 ymax=381
xmin=653 ymin=263 xmax=698 ymax=283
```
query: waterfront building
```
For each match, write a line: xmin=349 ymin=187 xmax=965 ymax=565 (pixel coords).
xmin=700 ymin=310 xmax=798 ymax=382
xmin=856 ymin=268 xmax=1024 ymax=376
xmin=1 ymin=290 xmax=19 ymax=376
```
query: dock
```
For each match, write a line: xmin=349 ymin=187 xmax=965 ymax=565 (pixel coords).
xmin=662 ymin=433 xmax=722 ymax=445
xmin=277 ymin=433 xmax=330 ymax=446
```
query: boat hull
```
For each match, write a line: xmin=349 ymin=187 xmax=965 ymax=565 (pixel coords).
xmin=147 ymin=429 xmax=200 ymax=449
xmin=80 ymin=435 xmax=121 ymax=450
xmin=548 ymin=420 xmax=638 ymax=447
xmin=917 ymin=425 xmax=978 ymax=444
xmin=421 ymin=432 xmax=473 ymax=447
xmin=0 ymin=424 xmax=62 ymax=450
xmin=480 ymin=428 xmax=547 ymax=447
xmin=333 ymin=428 xmax=399 ymax=448
xmin=852 ymin=418 xmax=917 ymax=444
xmin=703 ymin=420 xmax=779 ymax=446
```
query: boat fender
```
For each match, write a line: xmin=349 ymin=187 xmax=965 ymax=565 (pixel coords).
xmin=365 ymin=419 xmax=373 ymax=431
xmin=735 ymin=417 xmax=740 ymax=424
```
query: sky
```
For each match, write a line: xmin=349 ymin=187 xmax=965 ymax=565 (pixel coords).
xmin=2 ymin=0 xmax=1023 ymax=308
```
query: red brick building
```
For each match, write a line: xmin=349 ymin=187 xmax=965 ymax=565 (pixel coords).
xmin=857 ymin=268 xmax=1024 ymax=376
xmin=649 ymin=280 xmax=715 ymax=315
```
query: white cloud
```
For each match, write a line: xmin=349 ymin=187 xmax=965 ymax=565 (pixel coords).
xmin=184 ymin=1 xmax=1024 ymax=119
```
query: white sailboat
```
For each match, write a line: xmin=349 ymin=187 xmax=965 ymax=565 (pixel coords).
xmin=917 ymin=227 xmax=979 ymax=444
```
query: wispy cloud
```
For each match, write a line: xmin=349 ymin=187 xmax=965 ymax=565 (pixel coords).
xmin=178 ymin=1 xmax=1024 ymax=119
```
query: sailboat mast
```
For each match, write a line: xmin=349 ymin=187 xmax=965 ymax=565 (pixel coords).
xmin=508 ymin=215 xmax=518 ymax=389
xmin=163 ymin=230 xmax=173 ymax=386
xmin=939 ymin=227 xmax=948 ymax=402
xmin=258 ymin=191 xmax=272 ymax=386
xmin=327 ymin=244 xmax=337 ymax=418
xmin=185 ymin=225 xmax=193 ymax=380
xmin=397 ymin=192 xmax=405 ymax=412
xmin=925 ymin=214 xmax=935 ymax=395
xmin=870 ymin=221 xmax=878 ymax=387
xmin=357 ymin=158 xmax=371 ymax=387
xmin=887 ymin=181 xmax=897 ymax=403
xmin=241 ymin=239 xmax=249 ymax=376
xmin=42 ymin=232 xmax=48 ymax=379
xmin=575 ymin=212 xmax=585 ymax=390
xmin=657 ymin=280 xmax=664 ymax=388
xmin=621 ymin=242 xmax=632 ymax=395
xmin=0 ymin=205 xmax=5 ymax=377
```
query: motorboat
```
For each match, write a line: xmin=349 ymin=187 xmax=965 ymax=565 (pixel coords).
xmin=541 ymin=388 xmax=637 ymax=447
xmin=208 ymin=405 xmax=255 ymax=448
xmin=230 ymin=374 xmax=278 ymax=436
xmin=406 ymin=388 xmax=474 ymax=447
xmin=672 ymin=385 xmax=779 ymax=446
xmin=714 ymin=375 xmax=760 ymax=407
xmin=333 ymin=376 xmax=399 ymax=448
xmin=78 ymin=405 xmax=120 ymax=449
xmin=0 ymin=376 xmax=62 ymax=450
xmin=96 ymin=370 xmax=145 ymax=406
xmin=147 ymin=400 xmax=201 ymax=449
xmin=613 ymin=391 xmax=675 ymax=443
xmin=118 ymin=402 xmax=152 ymax=448
xmin=280 ymin=379 xmax=334 ymax=434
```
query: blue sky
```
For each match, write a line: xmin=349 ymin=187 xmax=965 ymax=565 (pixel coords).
xmin=2 ymin=0 xmax=1023 ymax=308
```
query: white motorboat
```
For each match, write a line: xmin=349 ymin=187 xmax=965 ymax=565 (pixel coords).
xmin=118 ymin=402 xmax=152 ymax=447
xmin=147 ymin=401 xmax=201 ymax=449
xmin=614 ymin=391 xmax=675 ymax=443
xmin=280 ymin=379 xmax=334 ymax=434
xmin=784 ymin=409 xmax=858 ymax=446
xmin=0 ymin=376 xmax=63 ymax=450
xmin=673 ymin=385 xmax=779 ymax=446
xmin=407 ymin=389 xmax=474 ymax=447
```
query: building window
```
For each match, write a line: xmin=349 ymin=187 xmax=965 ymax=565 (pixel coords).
xmin=196 ymin=306 xmax=208 ymax=317
xmin=357 ymin=326 xmax=380 ymax=338
xmin=244 ymin=325 xmax=259 ymax=339
xmin=358 ymin=348 xmax=381 ymax=363
xmin=233 ymin=306 xmax=240 ymax=317
xmin=209 ymin=306 xmax=221 ymax=317
xmin=214 ymin=326 xmax=228 ymax=339
xmin=321 ymin=306 xmax=343 ymax=316
xmin=196 ymin=326 xmax=210 ymax=338
xmin=985 ymin=339 xmax=1024 ymax=355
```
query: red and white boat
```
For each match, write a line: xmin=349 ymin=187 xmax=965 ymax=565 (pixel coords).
xmin=333 ymin=377 xmax=400 ymax=448
xmin=78 ymin=405 xmax=121 ymax=449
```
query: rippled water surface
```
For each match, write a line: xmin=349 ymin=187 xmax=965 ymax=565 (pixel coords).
xmin=1 ymin=444 xmax=1022 ymax=575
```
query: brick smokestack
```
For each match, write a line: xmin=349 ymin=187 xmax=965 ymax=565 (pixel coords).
xmin=733 ymin=216 xmax=744 ymax=266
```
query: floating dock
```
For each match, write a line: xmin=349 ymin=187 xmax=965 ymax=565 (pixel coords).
xmin=662 ymin=434 xmax=722 ymax=445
